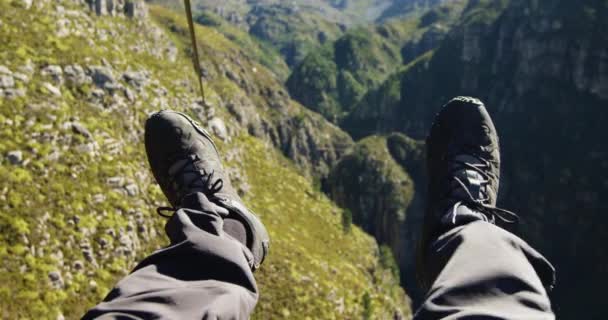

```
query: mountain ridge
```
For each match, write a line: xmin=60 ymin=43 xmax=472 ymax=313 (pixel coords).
xmin=286 ymin=0 xmax=466 ymax=123
xmin=148 ymin=0 xmax=459 ymax=67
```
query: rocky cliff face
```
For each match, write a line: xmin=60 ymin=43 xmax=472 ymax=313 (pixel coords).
xmin=328 ymin=135 xmax=412 ymax=256
xmin=344 ymin=0 xmax=608 ymax=317
xmin=327 ymin=133 xmax=427 ymax=303
xmin=86 ymin=0 xmax=147 ymax=18
xmin=222 ymin=84 xmax=354 ymax=178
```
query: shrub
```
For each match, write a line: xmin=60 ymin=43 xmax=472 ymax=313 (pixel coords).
xmin=342 ymin=208 xmax=353 ymax=233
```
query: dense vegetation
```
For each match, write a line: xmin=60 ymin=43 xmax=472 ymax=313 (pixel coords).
xmin=286 ymin=1 xmax=466 ymax=122
xmin=149 ymin=0 xmax=461 ymax=69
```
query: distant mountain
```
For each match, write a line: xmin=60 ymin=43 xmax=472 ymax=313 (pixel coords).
xmin=377 ymin=0 xmax=457 ymax=21
xmin=286 ymin=0 xmax=466 ymax=122
xmin=148 ymin=0 xmax=458 ymax=67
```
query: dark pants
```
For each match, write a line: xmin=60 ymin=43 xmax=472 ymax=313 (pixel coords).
xmin=414 ymin=221 xmax=555 ymax=319
xmin=83 ymin=200 xmax=555 ymax=319
xmin=82 ymin=196 xmax=257 ymax=320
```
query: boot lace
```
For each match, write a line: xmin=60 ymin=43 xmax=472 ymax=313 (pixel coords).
xmin=157 ymin=153 xmax=223 ymax=218
xmin=445 ymin=154 xmax=518 ymax=224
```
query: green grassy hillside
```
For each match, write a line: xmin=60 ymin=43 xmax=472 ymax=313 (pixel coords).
xmin=193 ymin=10 xmax=290 ymax=80
xmin=0 ymin=0 xmax=408 ymax=318
xmin=237 ymin=135 xmax=410 ymax=319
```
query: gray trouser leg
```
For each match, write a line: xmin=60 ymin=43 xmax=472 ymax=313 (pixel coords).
xmin=82 ymin=202 xmax=258 ymax=320
xmin=415 ymin=221 xmax=555 ymax=320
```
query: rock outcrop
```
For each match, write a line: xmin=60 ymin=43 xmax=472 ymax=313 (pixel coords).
xmin=216 ymin=74 xmax=354 ymax=176
xmin=86 ymin=0 xmax=146 ymax=18
xmin=328 ymin=135 xmax=412 ymax=254
xmin=327 ymin=133 xmax=426 ymax=301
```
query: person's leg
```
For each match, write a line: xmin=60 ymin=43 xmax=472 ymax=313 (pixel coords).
xmin=82 ymin=193 xmax=258 ymax=320
xmin=415 ymin=220 xmax=555 ymax=319
xmin=415 ymin=97 xmax=555 ymax=319
xmin=83 ymin=110 xmax=270 ymax=319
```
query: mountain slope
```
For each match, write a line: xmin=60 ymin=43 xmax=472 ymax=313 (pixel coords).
xmin=191 ymin=10 xmax=291 ymax=80
xmin=286 ymin=0 xmax=466 ymax=122
xmin=149 ymin=0 xmax=460 ymax=67
xmin=378 ymin=0 xmax=457 ymax=21
xmin=327 ymin=133 xmax=427 ymax=304
xmin=343 ymin=0 xmax=608 ymax=317
xmin=148 ymin=6 xmax=354 ymax=179
xmin=0 ymin=1 xmax=408 ymax=318
xmin=148 ymin=0 xmax=348 ymax=67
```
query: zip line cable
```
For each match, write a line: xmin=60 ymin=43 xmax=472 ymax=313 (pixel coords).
xmin=184 ymin=0 xmax=206 ymax=105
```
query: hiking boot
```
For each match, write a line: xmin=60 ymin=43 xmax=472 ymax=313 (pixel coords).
xmin=145 ymin=110 xmax=269 ymax=270
xmin=417 ymin=97 xmax=517 ymax=288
